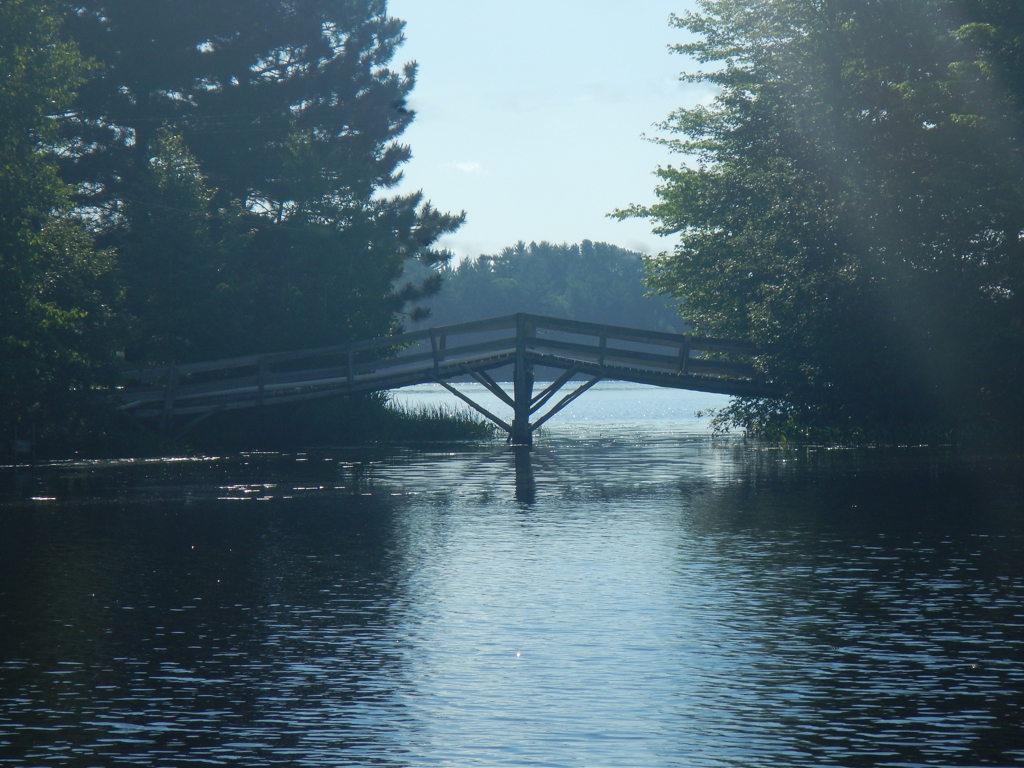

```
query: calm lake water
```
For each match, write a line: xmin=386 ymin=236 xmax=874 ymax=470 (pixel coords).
xmin=2 ymin=382 xmax=1024 ymax=767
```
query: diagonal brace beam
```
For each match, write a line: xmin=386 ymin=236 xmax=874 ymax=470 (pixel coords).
xmin=530 ymin=376 xmax=601 ymax=432
xmin=436 ymin=379 xmax=513 ymax=433
xmin=530 ymin=363 xmax=581 ymax=414
xmin=173 ymin=408 xmax=222 ymax=439
xmin=460 ymin=365 xmax=515 ymax=408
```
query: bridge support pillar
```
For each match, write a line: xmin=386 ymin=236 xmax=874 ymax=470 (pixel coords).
xmin=511 ymin=314 xmax=534 ymax=447
xmin=511 ymin=365 xmax=534 ymax=446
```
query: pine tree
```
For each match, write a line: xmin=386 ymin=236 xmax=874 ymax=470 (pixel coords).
xmin=59 ymin=0 xmax=462 ymax=361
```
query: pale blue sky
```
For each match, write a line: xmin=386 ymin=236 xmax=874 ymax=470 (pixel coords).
xmin=387 ymin=0 xmax=709 ymax=260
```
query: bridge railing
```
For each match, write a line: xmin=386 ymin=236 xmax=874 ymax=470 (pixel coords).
xmin=523 ymin=315 xmax=757 ymax=379
xmin=117 ymin=315 xmax=522 ymax=418
xmin=116 ymin=313 xmax=764 ymax=425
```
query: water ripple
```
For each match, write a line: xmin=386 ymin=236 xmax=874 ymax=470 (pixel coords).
xmin=1 ymin=433 xmax=1023 ymax=766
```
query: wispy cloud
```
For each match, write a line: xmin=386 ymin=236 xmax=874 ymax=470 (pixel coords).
xmin=443 ymin=161 xmax=487 ymax=176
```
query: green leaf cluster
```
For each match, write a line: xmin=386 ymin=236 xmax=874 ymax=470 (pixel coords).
xmin=623 ymin=0 xmax=1024 ymax=443
xmin=0 ymin=0 xmax=124 ymax=451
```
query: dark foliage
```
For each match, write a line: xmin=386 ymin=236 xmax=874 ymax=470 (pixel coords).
xmin=183 ymin=393 xmax=495 ymax=451
xmin=620 ymin=0 xmax=1024 ymax=443
xmin=0 ymin=0 xmax=125 ymax=455
xmin=1 ymin=0 xmax=471 ymax=455
xmin=58 ymin=0 xmax=463 ymax=364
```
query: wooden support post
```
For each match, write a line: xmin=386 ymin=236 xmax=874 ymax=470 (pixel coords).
xmin=159 ymin=366 xmax=178 ymax=435
xmin=257 ymin=355 xmax=268 ymax=406
xmin=511 ymin=313 xmax=534 ymax=447
xmin=430 ymin=329 xmax=440 ymax=374
xmin=678 ymin=336 xmax=691 ymax=374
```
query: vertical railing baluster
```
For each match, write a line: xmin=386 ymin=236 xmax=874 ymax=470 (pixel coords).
xmin=159 ymin=365 xmax=178 ymax=435
xmin=678 ymin=336 xmax=691 ymax=374
xmin=430 ymin=328 xmax=439 ymax=374
xmin=257 ymin=355 xmax=267 ymax=406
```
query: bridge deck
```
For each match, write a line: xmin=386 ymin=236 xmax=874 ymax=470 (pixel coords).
xmin=117 ymin=313 xmax=776 ymax=441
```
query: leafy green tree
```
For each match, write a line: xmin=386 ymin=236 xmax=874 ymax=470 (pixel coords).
xmin=621 ymin=0 xmax=1024 ymax=441
xmin=58 ymin=0 xmax=462 ymax=361
xmin=0 ymin=0 xmax=124 ymax=451
xmin=407 ymin=240 xmax=685 ymax=331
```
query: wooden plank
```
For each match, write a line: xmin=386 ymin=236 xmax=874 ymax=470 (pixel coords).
xmin=528 ymin=337 xmax=758 ymax=378
xmin=526 ymin=349 xmax=757 ymax=381
xmin=122 ymin=315 xmax=521 ymax=382
xmin=143 ymin=335 xmax=517 ymax=401
xmin=522 ymin=353 xmax=780 ymax=397
xmin=524 ymin=314 xmax=757 ymax=355
xmin=691 ymin=337 xmax=758 ymax=355
xmin=526 ymin=314 xmax=686 ymax=346
xmin=527 ymin=337 xmax=687 ymax=371
xmin=360 ymin=335 xmax=517 ymax=373
xmin=684 ymin=358 xmax=759 ymax=378
xmin=129 ymin=352 xmax=522 ymax=418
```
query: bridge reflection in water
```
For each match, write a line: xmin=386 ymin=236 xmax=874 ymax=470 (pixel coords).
xmin=513 ymin=446 xmax=536 ymax=504
xmin=117 ymin=313 xmax=775 ymax=446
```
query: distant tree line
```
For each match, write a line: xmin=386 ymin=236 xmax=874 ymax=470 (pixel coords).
xmin=406 ymin=240 xmax=685 ymax=332
xmin=621 ymin=0 xmax=1024 ymax=443
xmin=1 ymin=0 xmax=461 ymax=453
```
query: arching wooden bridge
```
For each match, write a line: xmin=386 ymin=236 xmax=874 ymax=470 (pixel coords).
xmin=117 ymin=313 xmax=775 ymax=445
